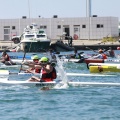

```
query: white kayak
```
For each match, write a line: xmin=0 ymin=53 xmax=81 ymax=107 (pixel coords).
xmin=0 ymin=63 xmax=29 ymax=69
xmin=104 ymin=59 xmax=120 ymax=63
xmin=60 ymin=58 xmax=77 ymax=62
xmin=0 ymin=70 xmax=115 ymax=77
xmin=0 ymin=79 xmax=120 ymax=87
xmin=60 ymin=58 xmax=84 ymax=63
xmin=11 ymin=59 xmax=33 ymax=65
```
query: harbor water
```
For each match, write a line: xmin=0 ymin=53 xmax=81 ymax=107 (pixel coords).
xmin=0 ymin=51 xmax=120 ymax=120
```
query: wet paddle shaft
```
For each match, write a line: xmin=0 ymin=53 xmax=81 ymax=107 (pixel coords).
xmin=19 ymin=45 xmax=27 ymax=73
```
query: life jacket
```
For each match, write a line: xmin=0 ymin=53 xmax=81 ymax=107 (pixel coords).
xmin=3 ymin=54 xmax=10 ymax=61
xmin=41 ymin=67 xmax=57 ymax=82
xmin=34 ymin=68 xmax=41 ymax=73
xmin=102 ymin=54 xmax=107 ymax=59
xmin=75 ymin=53 xmax=80 ymax=59
xmin=30 ymin=68 xmax=41 ymax=73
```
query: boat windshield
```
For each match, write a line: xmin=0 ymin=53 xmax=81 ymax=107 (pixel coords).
xmin=25 ymin=35 xmax=35 ymax=38
xmin=37 ymin=35 xmax=46 ymax=38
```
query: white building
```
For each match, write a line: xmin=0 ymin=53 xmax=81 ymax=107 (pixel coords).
xmin=0 ymin=16 xmax=119 ymax=41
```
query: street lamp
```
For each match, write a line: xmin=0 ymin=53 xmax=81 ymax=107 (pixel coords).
xmin=28 ymin=0 xmax=30 ymax=19
xmin=49 ymin=18 xmax=51 ymax=38
xmin=61 ymin=20 xmax=64 ymax=36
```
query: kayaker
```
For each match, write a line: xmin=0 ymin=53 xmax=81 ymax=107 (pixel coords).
xmin=0 ymin=50 xmax=16 ymax=65
xmin=92 ymin=49 xmax=107 ymax=59
xmin=107 ymin=47 xmax=115 ymax=58
xmin=49 ymin=49 xmax=56 ymax=60
xmin=27 ymin=57 xmax=57 ymax=82
xmin=22 ymin=55 xmax=41 ymax=73
xmin=71 ymin=49 xmax=81 ymax=59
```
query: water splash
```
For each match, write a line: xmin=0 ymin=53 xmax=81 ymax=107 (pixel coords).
xmin=54 ymin=56 xmax=69 ymax=89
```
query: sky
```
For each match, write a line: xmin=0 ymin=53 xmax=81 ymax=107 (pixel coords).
xmin=0 ymin=0 xmax=120 ymax=20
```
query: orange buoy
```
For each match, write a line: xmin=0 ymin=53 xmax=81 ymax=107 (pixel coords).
xmin=73 ymin=34 xmax=78 ymax=40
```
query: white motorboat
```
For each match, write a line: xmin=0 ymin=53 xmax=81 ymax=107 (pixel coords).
xmin=12 ymin=23 xmax=51 ymax=52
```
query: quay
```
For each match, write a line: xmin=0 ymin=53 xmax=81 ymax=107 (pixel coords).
xmin=0 ymin=39 xmax=120 ymax=51
xmin=63 ymin=39 xmax=120 ymax=50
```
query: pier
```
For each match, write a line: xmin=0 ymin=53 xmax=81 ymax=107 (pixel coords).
xmin=0 ymin=39 xmax=120 ymax=51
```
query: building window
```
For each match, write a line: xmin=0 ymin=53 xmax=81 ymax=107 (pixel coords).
xmin=97 ymin=24 xmax=100 ymax=28
xmin=4 ymin=26 xmax=10 ymax=28
xmin=43 ymin=26 xmax=47 ymax=29
xmin=97 ymin=24 xmax=104 ymax=28
xmin=57 ymin=25 xmax=61 ymax=29
xmin=4 ymin=29 xmax=10 ymax=34
xmin=40 ymin=26 xmax=43 ymax=29
xmin=40 ymin=25 xmax=47 ymax=29
xmin=12 ymin=26 xmax=16 ymax=30
xmin=74 ymin=28 xmax=79 ymax=32
xmin=82 ymin=25 xmax=86 ymax=28
xmin=4 ymin=35 xmax=10 ymax=40
xmin=101 ymin=24 xmax=104 ymax=28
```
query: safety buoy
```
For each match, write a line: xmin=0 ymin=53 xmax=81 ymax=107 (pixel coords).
xmin=73 ymin=34 xmax=78 ymax=40
xmin=117 ymin=47 xmax=120 ymax=50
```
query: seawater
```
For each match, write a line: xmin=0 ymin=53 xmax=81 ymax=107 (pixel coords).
xmin=0 ymin=51 xmax=120 ymax=120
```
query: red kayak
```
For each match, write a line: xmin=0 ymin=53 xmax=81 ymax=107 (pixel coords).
xmin=85 ymin=59 xmax=104 ymax=64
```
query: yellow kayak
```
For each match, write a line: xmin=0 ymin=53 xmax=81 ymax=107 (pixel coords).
xmin=89 ymin=65 xmax=120 ymax=73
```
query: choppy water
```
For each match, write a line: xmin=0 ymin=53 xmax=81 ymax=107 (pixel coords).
xmin=0 ymin=51 xmax=120 ymax=120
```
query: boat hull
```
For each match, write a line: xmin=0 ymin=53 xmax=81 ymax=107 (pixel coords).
xmin=85 ymin=59 xmax=104 ymax=64
xmin=21 ymin=41 xmax=50 ymax=52
xmin=85 ymin=59 xmax=120 ymax=65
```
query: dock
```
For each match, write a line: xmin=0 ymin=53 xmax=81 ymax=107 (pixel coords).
xmin=0 ymin=39 xmax=120 ymax=51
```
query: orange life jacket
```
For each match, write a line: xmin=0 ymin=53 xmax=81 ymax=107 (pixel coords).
xmin=102 ymin=54 xmax=107 ymax=59
xmin=41 ymin=67 xmax=57 ymax=82
xmin=34 ymin=68 xmax=41 ymax=73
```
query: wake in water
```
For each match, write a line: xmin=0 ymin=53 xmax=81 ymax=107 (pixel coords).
xmin=54 ymin=56 xmax=69 ymax=89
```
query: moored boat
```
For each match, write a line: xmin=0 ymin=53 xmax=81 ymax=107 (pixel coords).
xmin=13 ymin=23 xmax=51 ymax=52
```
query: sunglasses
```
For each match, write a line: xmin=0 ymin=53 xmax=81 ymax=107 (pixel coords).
xmin=40 ymin=61 xmax=47 ymax=63
xmin=33 ymin=59 xmax=39 ymax=62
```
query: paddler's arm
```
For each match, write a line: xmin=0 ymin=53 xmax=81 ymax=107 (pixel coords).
xmin=22 ymin=62 xmax=36 ymax=68
xmin=42 ymin=64 xmax=53 ymax=73
xmin=91 ymin=54 xmax=101 ymax=59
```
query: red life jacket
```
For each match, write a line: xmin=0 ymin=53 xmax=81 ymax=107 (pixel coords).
xmin=34 ymin=68 xmax=41 ymax=73
xmin=3 ymin=54 xmax=10 ymax=61
xmin=41 ymin=67 xmax=57 ymax=82
xmin=102 ymin=54 xmax=107 ymax=59
xmin=30 ymin=68 xmax=41 ymax=73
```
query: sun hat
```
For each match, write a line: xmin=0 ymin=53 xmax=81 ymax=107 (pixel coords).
xmin=39 ymin=57 xmax=48 ymax=62
xmin=31 ymin=55 xmax=39 ymax=60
